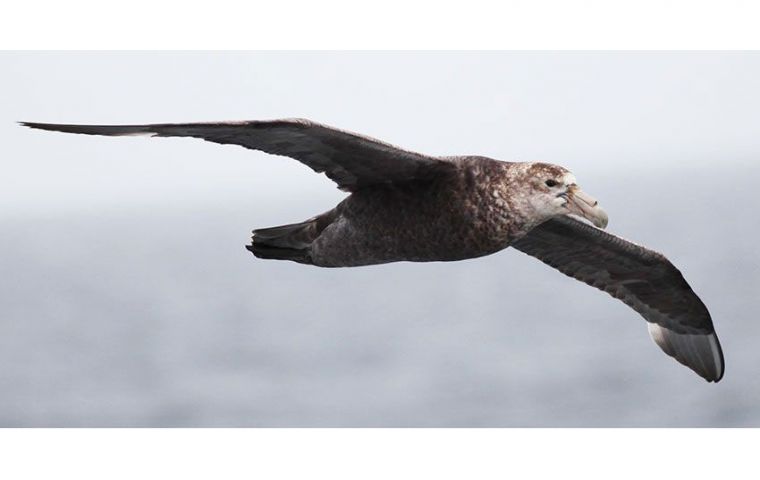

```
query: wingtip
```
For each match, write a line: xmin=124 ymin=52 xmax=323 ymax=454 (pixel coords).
xmin=647 ymin=323 xmax=725 ymax=383
xmin=708 ymin=333 xmax=726 ymax=383
xmin=19 ymin=121 xmax=60 ymax=131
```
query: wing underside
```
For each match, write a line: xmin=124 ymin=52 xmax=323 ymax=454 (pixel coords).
xmin=512 ymin=215 xmax=724 ymax=382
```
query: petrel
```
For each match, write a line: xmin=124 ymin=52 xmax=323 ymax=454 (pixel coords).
xmin=21 ymin=118 xmax=725 ymax=382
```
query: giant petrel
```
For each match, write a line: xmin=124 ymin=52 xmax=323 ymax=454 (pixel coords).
xmin=21 ymin=118 xmax=725 ymax=382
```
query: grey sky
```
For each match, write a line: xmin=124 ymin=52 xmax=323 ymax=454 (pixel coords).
xmin=3 ymin=52 xmax=759 ymax=217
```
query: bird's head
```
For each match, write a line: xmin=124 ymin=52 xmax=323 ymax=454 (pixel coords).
xmin=513 ymin=162 xmax=608 ymax=229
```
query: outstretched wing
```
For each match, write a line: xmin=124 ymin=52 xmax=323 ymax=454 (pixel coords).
xmin=512 ymin=215 xmax=724 ymax=382
xmin=20 ymin=119 xmax=453 ymax=191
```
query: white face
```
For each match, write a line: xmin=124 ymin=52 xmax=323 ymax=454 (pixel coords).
xmin=527 ymin=171 xmax=578 ymax=218
xmin=521 ymin=164 xmax=608 ymax=229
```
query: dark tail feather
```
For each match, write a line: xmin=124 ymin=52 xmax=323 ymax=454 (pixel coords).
xmin=252 ymin=221 xmax=317 ymax=249
xmin=247 ymin=211 xmax=336 ymax=265
xmin=246 ymin=243 xmax=313 ymax=264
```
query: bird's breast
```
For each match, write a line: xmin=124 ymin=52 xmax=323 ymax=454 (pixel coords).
xmin=314 ymin=176 xmax=519 ymax=265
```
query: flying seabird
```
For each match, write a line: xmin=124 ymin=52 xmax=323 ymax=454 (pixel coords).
xmin=20 ymin=118 xmax=725 ymax=382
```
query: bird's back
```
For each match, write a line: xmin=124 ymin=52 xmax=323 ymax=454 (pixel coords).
xmin=298 ymin=157 xmax=520 ymax=267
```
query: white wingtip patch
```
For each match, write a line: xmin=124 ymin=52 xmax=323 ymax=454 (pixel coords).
xmin=707 ymin=334 xmax=724 ymax=380
xmin=120 ymin=132 xmax=158 ymax=137
xmin=647 ymin=323 xmax=724 ymax=382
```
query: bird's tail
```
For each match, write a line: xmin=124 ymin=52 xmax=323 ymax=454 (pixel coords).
xmin=246 ymin=210 xmax=336 ymax=265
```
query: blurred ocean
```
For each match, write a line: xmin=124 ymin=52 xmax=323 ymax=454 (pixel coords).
xmin=1 ymin=165 xmax=758 ymax=426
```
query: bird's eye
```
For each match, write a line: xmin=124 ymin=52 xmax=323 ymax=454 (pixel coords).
xmin=545 ymin=179 xmax=558 ymax=187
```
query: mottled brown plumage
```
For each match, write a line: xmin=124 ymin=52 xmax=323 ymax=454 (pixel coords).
xmin=296 ymin=159 xmax=572 ymax=267
xmin=20 ymin=118 xmax=724 ymax=382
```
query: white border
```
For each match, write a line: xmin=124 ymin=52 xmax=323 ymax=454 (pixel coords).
xmin=3 ymin=0 xmax=760 ymax=49
xmin=0 ymin=428 xmax=757 ymax=479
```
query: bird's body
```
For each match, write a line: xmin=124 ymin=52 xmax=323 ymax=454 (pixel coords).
xmin=20 ymin=118 xmax=725 ymax=382
xmin=258 ymin=157 xmax=562 ymax=267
